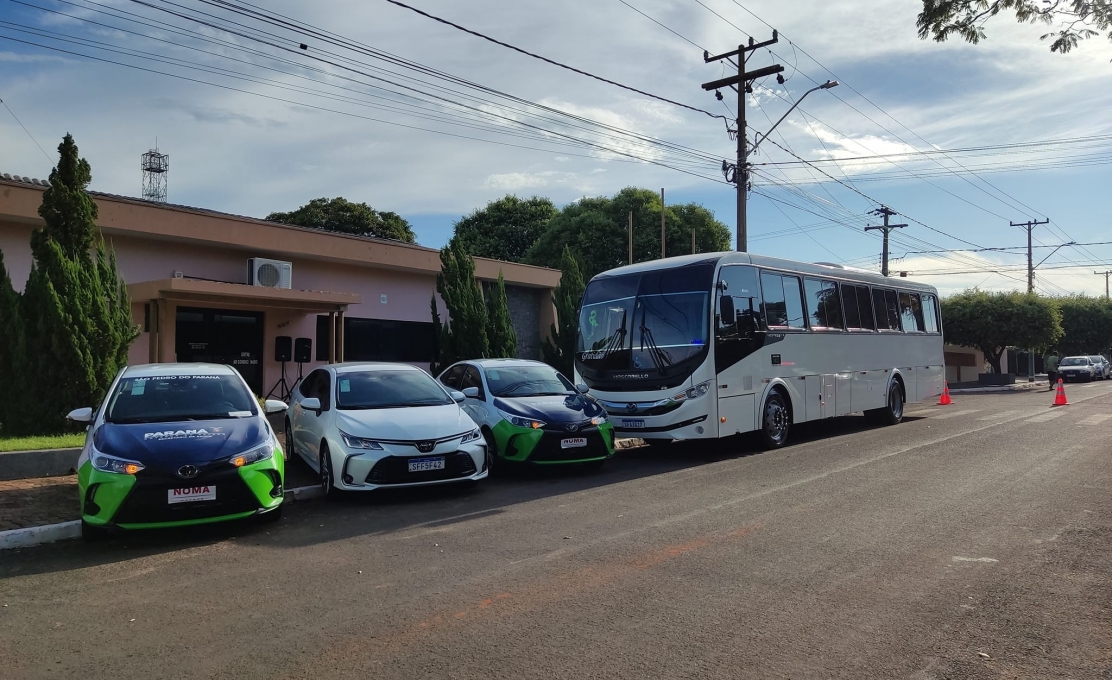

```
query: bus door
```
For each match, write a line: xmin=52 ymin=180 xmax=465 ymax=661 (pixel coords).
xmin=805 ymin=375 xmax=838 ymax=420
xmin=715 ymin=265 xmax=764 ymax=435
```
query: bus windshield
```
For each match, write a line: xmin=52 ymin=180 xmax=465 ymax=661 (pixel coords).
xmin=577 ymin=263 xmax=712 ymax=375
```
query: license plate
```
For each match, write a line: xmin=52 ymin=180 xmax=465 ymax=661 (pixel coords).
xmin=621 ymin=419 xmax=646 ymax=429
xmin=561 ymin=437 xmax=587 ymax=449
xmin=408 ymin=457 xmax=445 ymax=472
xmin=168 ymin=486 xmax=215 ymax=504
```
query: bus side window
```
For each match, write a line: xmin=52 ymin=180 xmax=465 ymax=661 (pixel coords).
xmin=805 ymin=278 xmax=843 ymax=330
xmin=842 ymin=284 xmax=876 ymax=331
xmin=717 ymin=266 xmax=763 ymax=337
xmin=880 ymin=289 xmax=901 ymax=331
xmin=921 ymin=294 xmax=940 ymax=333
xmin=899 ymin=292 xmax=924 ymax=332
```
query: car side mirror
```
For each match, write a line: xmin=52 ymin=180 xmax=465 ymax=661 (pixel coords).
xmin=576 ymin=383 xmax=590 ymax=394
xmin=451 ymin=390 xmax=467 ymax=403
xmin=67 ymin=407 xmax=93 ymax=423
xmin=264 ymin=399 xmax=288 ymax=415
xmin=301 ymin=397 xmax=322 ymax=412
xmin=719 ymin=295 xmax=735 ymax=327
xmin=462 ymin=387 xmax=480 ymax=399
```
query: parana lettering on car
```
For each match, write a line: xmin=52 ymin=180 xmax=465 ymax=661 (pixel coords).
xmin=144 ymin=427 xmax=226 ymax=440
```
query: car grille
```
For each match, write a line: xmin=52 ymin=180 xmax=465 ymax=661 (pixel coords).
xmin=112 ymin=466 xmax=265 ymax=524
xmin=365 ymin=451 xmax=477 ymax=485
xmin=511 ymin=427 xmax=612 ymax=463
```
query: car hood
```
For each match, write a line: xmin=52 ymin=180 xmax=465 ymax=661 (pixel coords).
xmin=93 ymin=417 xmax=269 ymax=469
xmin=493 ymin=394 xmax=604 ymax=424
xmin=335 ymin=404 xmax=475 ymax=441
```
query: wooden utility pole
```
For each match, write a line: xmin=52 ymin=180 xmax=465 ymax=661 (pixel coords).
xmin=1010 ymin=218 xmax=1050 ymax=294
xmin=865 ymin=206 xmax=907 ymax=277
xmin=1096 ymin=270 xmax=1111 ymax=299
xmin=701 ymin=34 xmax=783 ymax=253
xmin=628 ymin=210 xmax=633 ymax=265
xmin=660 ymin=188 xmax=666 ymax=259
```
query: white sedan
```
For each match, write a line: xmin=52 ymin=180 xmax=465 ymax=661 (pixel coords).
xmin=285 ymin=363 xmax=488 ymax=498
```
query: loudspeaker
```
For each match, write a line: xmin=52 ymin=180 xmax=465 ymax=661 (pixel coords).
xmin=294 ymin=337 xmax=312 ymax=363
xmin=274 ymin=336 xmax=292 ymax=363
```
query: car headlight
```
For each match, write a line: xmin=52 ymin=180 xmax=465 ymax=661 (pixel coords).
xmin=231 ymin=440 xmax=274 ymax=467
xmin=671 ymin=380 xmax=712 ymax=403
xmin=498 ymin=409 xmax=545 ymax=429
xmin=91 ymin=450 xmax=144 ymax=475
xmin=461 ymin=428 xmax=482 ymax=443
xmin=341 ymin=431 xmax=385 ymax=450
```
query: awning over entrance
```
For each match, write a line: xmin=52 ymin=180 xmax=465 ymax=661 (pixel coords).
xmin=128 ymin=278 xmax=362 ymax=311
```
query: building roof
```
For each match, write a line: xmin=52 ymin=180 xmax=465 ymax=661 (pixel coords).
xmin=0 ymin=172 xmax=560 ymax=288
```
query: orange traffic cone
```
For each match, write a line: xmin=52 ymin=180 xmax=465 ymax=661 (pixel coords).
xmin=1052 ymin=378 xmax=1069 ymax=407
xmin=937 ymin=381 xmax=953 ymax=406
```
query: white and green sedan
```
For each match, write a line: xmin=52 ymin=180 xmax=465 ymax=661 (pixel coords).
xmin=437 ymin=360 xmax=615 ymax=467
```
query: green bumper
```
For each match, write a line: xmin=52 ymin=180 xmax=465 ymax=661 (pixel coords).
xmin=78 ymin=449 xmax=284 ymax=530
xmin=492 ymin=420 xmax=616 ymax=463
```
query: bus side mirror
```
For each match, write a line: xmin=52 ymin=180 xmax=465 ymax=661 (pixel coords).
xmin=719 ymin=295 xmax=735 ymax=326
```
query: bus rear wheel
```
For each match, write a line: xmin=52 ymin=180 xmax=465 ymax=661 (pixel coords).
xmin=760 ymin=392 xmax=791 ymax=450
xmin=868 ymin=381 xmax=904 ymax=426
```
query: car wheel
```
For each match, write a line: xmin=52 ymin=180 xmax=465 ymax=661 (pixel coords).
xmin=319 ymin=445 xmax=342 ymax=501
xmin=283 ymin=419 xmax=295 ymax=460
xmin=760 ymin=391 xmax=791 ymax=450
xmin=482 ymin=428 xmax=498 ymax=474
xmin=81 ymin=520 xmax=108 ymax=542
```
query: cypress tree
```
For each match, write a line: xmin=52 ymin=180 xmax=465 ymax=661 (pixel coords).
xmin=541 ymin=245 xmax=586 ymax=378
xmin=435 ymin=242 xmax=489 ymax=361
xmin=429 ymin=294 xmax=456 ymax=375
xmin=0 ymin=251 xmax=23 ymax=434
xmin=486 ymin=272 xmax=517 ymax=358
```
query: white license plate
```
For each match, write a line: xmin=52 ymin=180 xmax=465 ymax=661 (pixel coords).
xmin=561 ymin=437 xmax=587 ymax=449
xmin=621 ymin=419 xmax=646 ymax=429
xmin=168 ymin=486 xmax=215 ymax=504
xmin=408 ymin=457 xmax=445 ymax=472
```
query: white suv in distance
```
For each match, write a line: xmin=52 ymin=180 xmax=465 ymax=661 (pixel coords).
xmin=285 ymin=363 xmax=488 ymax=499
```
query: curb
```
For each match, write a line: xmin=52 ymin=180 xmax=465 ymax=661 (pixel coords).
xmin=0 ymin=485 xmax=324 ymax=551
xmin=0 ymin=448 xmax=81 ymax=481
xmin=950 ymin=382 xmax=1049 ymax=395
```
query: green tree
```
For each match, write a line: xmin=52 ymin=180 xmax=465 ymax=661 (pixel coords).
xmin=918 ymin=1 xmax=1112 ymax=54
xmin=267 ymin=197 xmax=416 ymax=243
xmin=941 ymin=290 xmax=1063 ymax=374
xmin=486 ymin=272 xmax=518 ymax=358
xmin=1053 ymin=295 xmax=1112 ymax=356
xmin=12 ymin=134 xmax=138 ymax=434
xmin=449 ymin=195 xmax=557 ymax=262
xmin=541 ymin=245 xmax=585 ymax=378
xmin=429 ymin=295 xmax=453 ymax=375
xmin=434 ymin=242 xmax=490 ymax=364
xmin=0 ymin=251 xmax=24 ymax=434
xmin=525 ymin=187 xmax=731 ymax=281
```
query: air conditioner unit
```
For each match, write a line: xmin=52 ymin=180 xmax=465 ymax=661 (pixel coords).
xmin=247 ymin=257 xmax=292 ymax=289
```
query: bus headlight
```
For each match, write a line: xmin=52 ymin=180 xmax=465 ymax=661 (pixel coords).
xmin=672 ymin=380 xmax=712 ymax=403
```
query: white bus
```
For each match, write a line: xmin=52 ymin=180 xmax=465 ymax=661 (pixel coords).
xmin=574 ymin=253 xmax=945 ymax=449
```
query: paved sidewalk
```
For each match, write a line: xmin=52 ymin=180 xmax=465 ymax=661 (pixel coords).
xmin=0 ymin=475 xmax=78 ymax=531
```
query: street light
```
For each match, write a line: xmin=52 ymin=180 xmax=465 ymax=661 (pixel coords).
xmin=751 ymin=80 xmax=838 ymax=157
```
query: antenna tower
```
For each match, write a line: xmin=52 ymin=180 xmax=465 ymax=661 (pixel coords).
xmin=141 ymin=146 xmax=169 ymax=202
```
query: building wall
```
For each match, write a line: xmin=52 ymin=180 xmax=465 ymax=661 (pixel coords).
xmin=506 ymin=284 xmax=543 ymax=360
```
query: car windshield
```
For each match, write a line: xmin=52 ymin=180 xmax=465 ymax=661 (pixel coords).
xmin=105 ymin=373 xmax=257 ymax=424
xmin=1060 ymin=357 xmax=1089 ymax=366
xmin=577 ymin=263 xmax=712 ymax=374
xmin=485 ymin=365 xmax=575 ymax=397
xmin=336 ymin=370 xmax=454 ymax=409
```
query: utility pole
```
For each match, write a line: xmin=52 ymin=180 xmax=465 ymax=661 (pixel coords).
xmin=660 ymin=188 xmax=666 ymax=259
xmin=701 ymin=33 xmax=783 ymax=253
xmin=1096 ymin=270 xmax=1111 ymax=299
xmin=1010 ymin=218 xmax=1050 ymax=382
xmin=628 ymin=210 xmax=633 ymax=266
xmin=864 ymin=206 xmax=907 ymax=277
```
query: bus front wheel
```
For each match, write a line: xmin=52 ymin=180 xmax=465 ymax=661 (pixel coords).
xmin=760 ymin=392 xmax=791 ymax=450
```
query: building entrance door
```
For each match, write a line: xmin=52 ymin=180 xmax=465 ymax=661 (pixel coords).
xmin=175 ymin=307 xmax=265 ymax=395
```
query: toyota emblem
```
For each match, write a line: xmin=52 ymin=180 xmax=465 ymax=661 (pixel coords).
xmin=176 ymin=465 xmax=199 ymax=479
xmin=565 ymin=423 xmax=579 ymax=432
xmin=416 ymin=441 xmax=435 ymax=453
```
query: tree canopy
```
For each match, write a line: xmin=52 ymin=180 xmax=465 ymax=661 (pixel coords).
xmin=525 ymin=187 xmax=731 ymax=281
xmin=267 ymin=197 xmax=416 ymax=243
xmin=449 ymin=195 xmax=557 ymax=263
xmin=1053 ymin=295 xmax=1112 ymax=356
xmin=918 ymin=1 xmax=1112 ymax=54
xmin=941 ymin=290 xmax=1062 ymax=374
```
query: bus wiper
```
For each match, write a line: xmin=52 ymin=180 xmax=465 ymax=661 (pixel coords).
xmin=597 ymin=310 xmax=628 ymax=360
xmin=638 ymin=308 xmax=673 ymax=374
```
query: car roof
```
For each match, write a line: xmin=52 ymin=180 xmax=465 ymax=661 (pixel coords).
xmin=1062 ymin=356 xmax=1091 ymax=360
xmin=332 ymin=362 xmax=425 ymax=374
xmin=122 ymin=363 xmax=237 ymax=377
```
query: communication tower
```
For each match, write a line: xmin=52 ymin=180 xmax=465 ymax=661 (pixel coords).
xmin=141 ymin=147 xmax=169 ymax=202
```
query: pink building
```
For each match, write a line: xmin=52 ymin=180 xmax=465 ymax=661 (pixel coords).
xmin=0 ymin=173 xmax=560 ymax=397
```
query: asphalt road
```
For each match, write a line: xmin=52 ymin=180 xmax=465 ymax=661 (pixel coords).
xmin=3 ymin=382 xmax=1111 ymax=679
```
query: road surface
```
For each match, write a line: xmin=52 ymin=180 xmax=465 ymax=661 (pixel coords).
xmin=3 ymin=381 xmax=1111 ymax=679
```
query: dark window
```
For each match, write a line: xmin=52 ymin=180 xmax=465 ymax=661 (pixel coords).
xmin=899 ymin=292 xmax=924 ymax=332
xmin=873 ymin=288 xmax=901 ymax=331
xmin=336 ymin=370 xmax=453 ymax=409
xmin=462 ymin=365 xmax=485 ymax=399
xmin=760 ymin=271 xmax=805 ymax=329
xmin=804 ymin=278 xmax=843 ymax=330
xmin=301 ymin=369 xmax=331 ymax=410
xmin=317 ymin=316 xmax=437 ymax=362
xmin=298 ymin=370 xmax=319 ymax=400
xmin=440 ymin=364 xmax=465 ymax=389
xmin=921 ymin=294 xmax=940 ymax=334
xmin=716 ymin=265 xmax=764 ymax=338
xmin=842 ymin=285 xmax=862 ymax=329
xmin=104 ymin=373 xmax=256 ymax=424
xmin=855 ymin=286 xmax=875 ymax=330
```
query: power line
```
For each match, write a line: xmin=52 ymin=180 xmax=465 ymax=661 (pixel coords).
xmin=0 ymin=94 xmax=52 ymax=163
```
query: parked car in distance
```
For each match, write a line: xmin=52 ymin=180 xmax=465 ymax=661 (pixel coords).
xmin=285 ymin=363 xmax=488 ymax=499
xmin=68 ymin=364 xmax=288 ymax=541
xmin=438 ymin=359 xmax=615 ymax=468
xmin=1087 ymin=355 xmax=1110 ymax=380
xmin=1058 ymin=356 xmax=1097 ymax=382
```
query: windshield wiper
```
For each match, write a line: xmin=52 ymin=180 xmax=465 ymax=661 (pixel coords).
xmin=597 ymin=309 xmax=628 ymax=361
xmin=639 ymin=307 xmax=673 ymax=374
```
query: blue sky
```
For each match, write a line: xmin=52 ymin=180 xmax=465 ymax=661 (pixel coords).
xmin=2 ymin=0 xmax=1111 ymax=296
